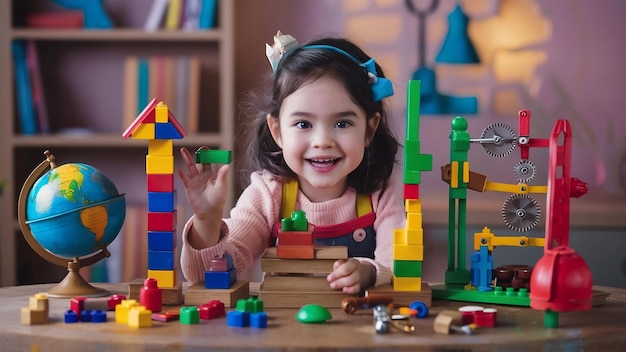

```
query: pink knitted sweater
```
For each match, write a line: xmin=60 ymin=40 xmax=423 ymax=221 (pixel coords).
xmin=180 ymin=171 xmax=406 ymax=286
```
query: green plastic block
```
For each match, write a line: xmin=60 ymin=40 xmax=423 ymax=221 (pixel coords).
xmin=445 ymin=270 xmax=471 ymax=285
xmin=393 ymin=260 xmax=422 ymax=277
xmin=291 ymin=210 xmax=308 ymax=231
xmin=405 ymin=80 xmax=421 ymax=141
xmin=404 ymin=154 xmax=433 ymax=172
xmin=236 ymin=296 xmax=264 ymax=313
xmin=195 ymin=149 xmax=232 ymax=164
xmin=180 ymin=307 xmax=200 ymax=324
xmin=431 ymin=284 xmax=531 ymax=307
xmin=403 ymin=170 xmax=422 ymax=184
xmin=403 ymin=140 xmax=421 ymax=155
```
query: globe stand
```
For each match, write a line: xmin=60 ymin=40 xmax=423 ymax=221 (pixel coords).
xmin=18 ymin=151 xmax=124 ymax=299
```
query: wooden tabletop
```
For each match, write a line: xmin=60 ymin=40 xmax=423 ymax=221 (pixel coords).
xmin=2 ymin=283 xmax=626 ymax=351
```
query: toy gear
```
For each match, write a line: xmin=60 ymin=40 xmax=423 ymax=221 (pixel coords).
xmin=513 ymin=160 xmax=537 ymax=183
xmin=479 ymin=123 xmax=517 ymax=157
xmin=501 ymin=194 xmax=541 ymax=232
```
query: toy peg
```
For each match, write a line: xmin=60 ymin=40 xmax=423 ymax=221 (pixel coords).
xmin=341 ymin=294 xmax=394 ymax=314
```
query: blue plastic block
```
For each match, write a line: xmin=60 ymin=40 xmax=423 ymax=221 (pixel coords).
xmin=250 ymin=312 xmax=268 ymax=328
xmin=226 ymin=311 xmax=250 ymax=327
xmin=91 ymin=310 xmax=107 ymax=323
xmin=155 ymin=122 xmax=184 ymax=139
xmin=148 ymin=231 xmax=176 ymax=251
xmin=148 ymin=250 xmax=175 ymax=270
xmin=64 ymin=310 xmax=79 ymax=323
xmin=80 ymin=310 xmax=93 ymax=322
xmin=204 ymin=268 xmax=236 ymax=289
xmin=148 ymin=190 xmax=177 ymax=212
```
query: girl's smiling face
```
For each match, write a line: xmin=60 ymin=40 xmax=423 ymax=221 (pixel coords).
xmin=268 ymin=75 xmax=380 ymax=202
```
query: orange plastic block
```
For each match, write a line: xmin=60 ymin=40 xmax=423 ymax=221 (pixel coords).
xmin=277 ymin=230 xmax=314 ymax=246
xmin=276 ymin=245 xmax=314 ymax=259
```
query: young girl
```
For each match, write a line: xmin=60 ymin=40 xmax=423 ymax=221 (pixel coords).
xmin=178 ymin=33 xmax=405 ymax=294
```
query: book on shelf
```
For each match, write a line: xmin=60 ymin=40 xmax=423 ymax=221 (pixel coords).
xmin=123 ymin=55 xmax=200 ymax=133
xmin=144 ymin=0 xmax=169 ymax=32
xmin=146 ymin=0 xmax=216 ymax=31
xmin=26 ymin=41 xmax=50 ymax=134
xmin=12 ymin=40 xmax=37 ymax=135
xmin=198 ymin=0 xmax=217 ymax=29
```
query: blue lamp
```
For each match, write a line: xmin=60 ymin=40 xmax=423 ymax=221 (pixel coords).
xmin=406 ymin=0 xmax=479 ymax=115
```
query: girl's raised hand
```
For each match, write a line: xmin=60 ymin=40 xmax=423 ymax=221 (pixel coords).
xmin=178 ymin=147 xmax=230 ymax=219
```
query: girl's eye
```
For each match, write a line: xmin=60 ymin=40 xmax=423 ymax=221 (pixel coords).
xmin=295 ymin=121 xmax=312 ymax=129
xmin=335 ymin=120 xmax=352 ymax=128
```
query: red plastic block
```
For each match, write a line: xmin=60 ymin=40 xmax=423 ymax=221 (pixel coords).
xmin=152 ymin=310 xmax=180 ymax=322
xmin=70 ymin=297 xmax=86 ymax=318
xmin=147 ymin=174 xmax=174 ymax=192
xmin=108 ymin=294 xmax=126 ymax=310
xmin=276 ymin=245 xmax=314 ymax=259
xmin=140 ymin=278 xmax=162 ymax=313
xmin=147 ymin=210 xmax=177 ymax=231
xmin=277 ymin=229 xmax=314 ymax=246
xmin=199 ymin=300 xmax=226 ymax=320
xmin=403 ymin=184 xmax=420 ymax=199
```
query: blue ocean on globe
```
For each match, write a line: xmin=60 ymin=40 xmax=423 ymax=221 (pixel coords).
xmin=25 ymin=163 xmax=126 ymax=258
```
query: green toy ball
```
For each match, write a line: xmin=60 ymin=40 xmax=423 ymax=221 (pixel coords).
xmin=296 ymin=304 xmax=332 ymax=324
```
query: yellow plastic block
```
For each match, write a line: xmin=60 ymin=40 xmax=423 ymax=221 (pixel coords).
xmin=393 ymin=276 xmax=422 ymax=291
xmin=131 ymin=123 xmax=155 ymax=140
xmin=21 ymin=307 xmax=48 ymax=325
xmin=405 ymin=199 xmax=422 ymax=213
xmin=451 ymin=161 xmax=459 ymax=188
xmin=148 ymin=139 xmax=173 ymax=156
xmin=128 ymin=306 xmax=153 ymax=328
xmin=29 ymin=293 xmax=49 ymax=311
xmin=393 ymin=243 xmax=423 ymax=261
xmin=155 ymin=102 xmax=168 ymax=123
xmin=406 ymin=212 xmax=423 ymax=229
xmin=115 ymin=299 xmax=139 ymax=324
xmin=394 ymin=228 xmax=408 ymax=245
xmin=405 ymin=228 xmax=423 ymax=245
xmin=148 ymin=269 xmax=177 ymax=288
xmin=146 ymin=155 xmax=174 ymax=174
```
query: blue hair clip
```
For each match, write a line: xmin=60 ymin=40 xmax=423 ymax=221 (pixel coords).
xmin=302 ymin=44 xmax=394 ymax=101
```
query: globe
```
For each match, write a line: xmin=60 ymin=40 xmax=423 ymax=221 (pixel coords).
xmin=18 ymin=151 xmax=126 ymax=298
xmin=25 ymin=162 xmax=125 ymax=258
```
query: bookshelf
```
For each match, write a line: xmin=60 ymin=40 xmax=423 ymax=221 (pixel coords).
xmin=0 ymin=0 xmax=235 ymax=286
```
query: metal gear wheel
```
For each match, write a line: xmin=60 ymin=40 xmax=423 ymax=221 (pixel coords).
xmin=480 ymin=123 xmax=517 ymax=157
xmin=513 ymin=160 xmax=537 ymax=183
xmin=501 ymin=194 xmax=541 ymax=232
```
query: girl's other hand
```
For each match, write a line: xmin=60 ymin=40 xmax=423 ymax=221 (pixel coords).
xmin=327 ymin=258 xmax=374 ymax=294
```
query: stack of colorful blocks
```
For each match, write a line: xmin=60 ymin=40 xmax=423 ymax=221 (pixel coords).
xmin=393 ymin=80 xmax=432 ymax=291
xmin=123 ymin=98 xmax=186 ymax=289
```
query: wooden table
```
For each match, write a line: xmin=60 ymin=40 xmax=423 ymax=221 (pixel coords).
xmin=1 ymin=283 xmax=625 ymax=351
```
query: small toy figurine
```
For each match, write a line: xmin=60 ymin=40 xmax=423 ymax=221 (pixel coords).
xmin=265 ymin=30 xmax=299 ymax=72
xmin=373 ymin=305 xmax=391 ymax=334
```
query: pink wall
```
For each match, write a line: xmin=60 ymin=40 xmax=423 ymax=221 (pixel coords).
xmin=235 ymin=0 xmax=626 ymax=200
